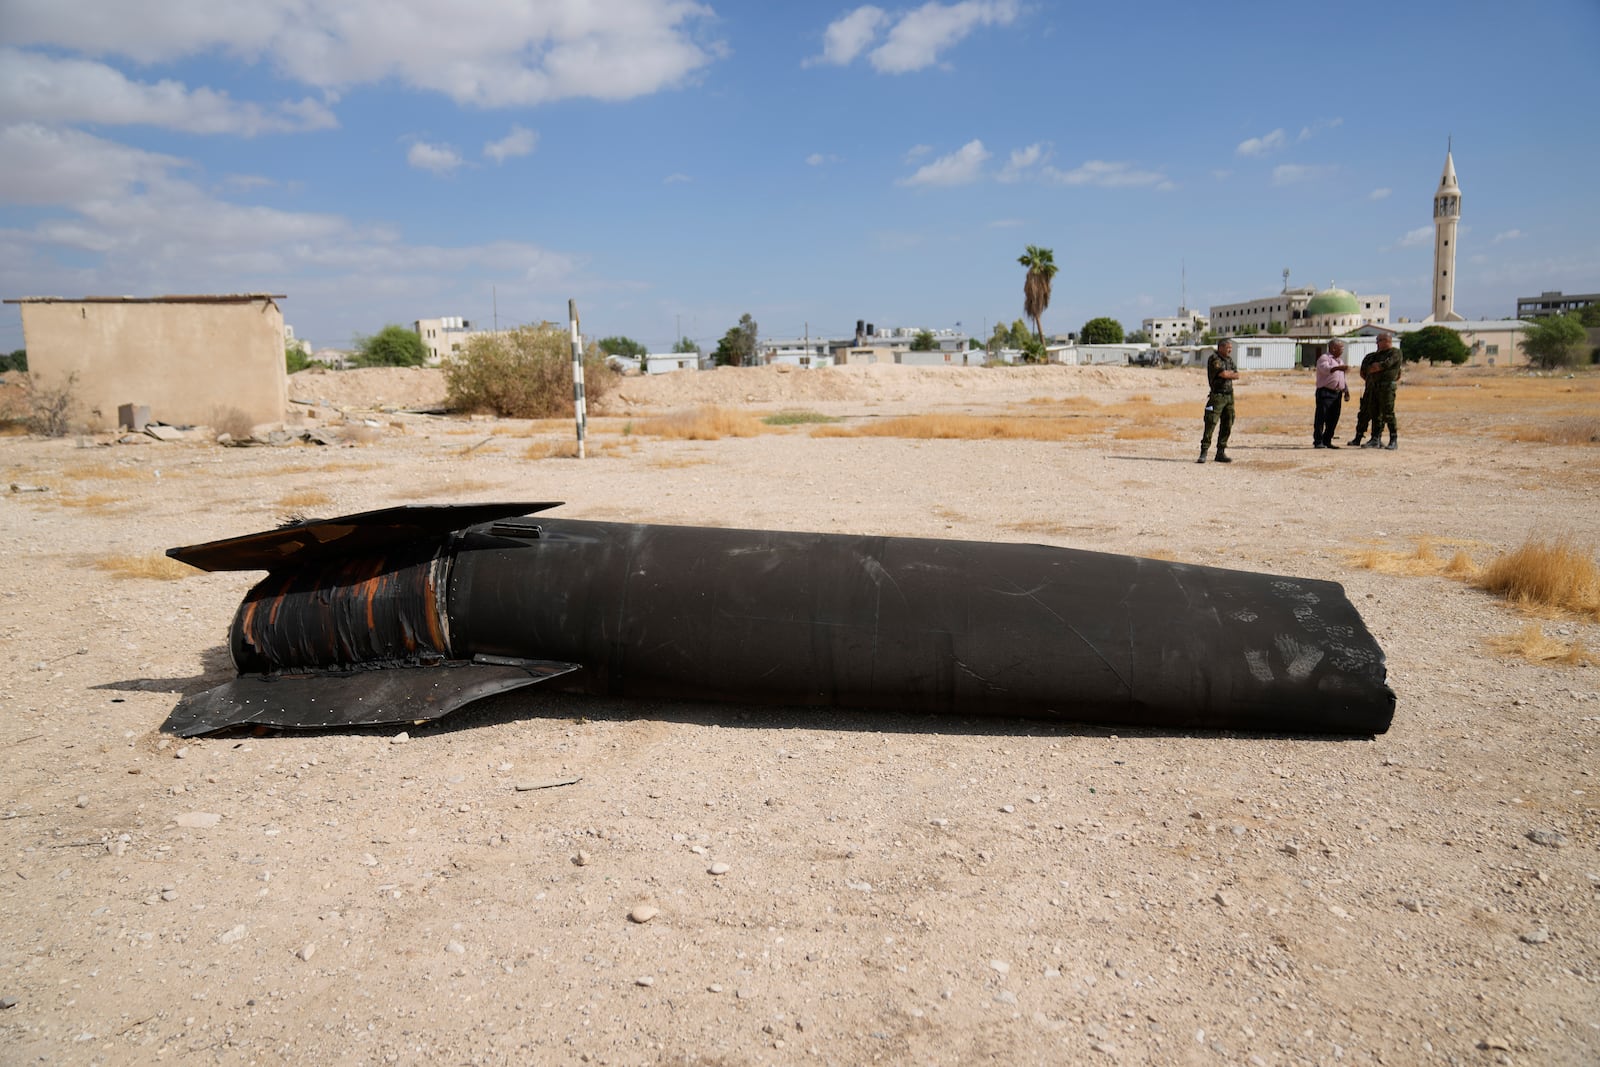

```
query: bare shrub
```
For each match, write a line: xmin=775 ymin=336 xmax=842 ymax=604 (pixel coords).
xmin=445 ymin=324 xmax=618 ymax=418
xmin=24 ymin=372 xmax=78 ymax=436
xmin=211 ymin=406 xmax=255 ymax=440
xmin=1474 ymin=534 xmax=1600 ymax=619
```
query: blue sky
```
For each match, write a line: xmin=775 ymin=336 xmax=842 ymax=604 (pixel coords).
xmin=2 ymin=0 xmax=1597 ymax=355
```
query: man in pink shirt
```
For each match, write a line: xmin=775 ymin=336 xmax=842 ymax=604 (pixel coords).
xmin=1313 ymin=340 xmax=1351 ymax=449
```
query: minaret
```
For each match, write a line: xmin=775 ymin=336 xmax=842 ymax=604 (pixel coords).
xmin=1429 ymin=144 xmax=1463 ymax=322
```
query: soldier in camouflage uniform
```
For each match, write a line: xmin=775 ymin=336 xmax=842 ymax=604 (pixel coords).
xmin=1363 ymin=334 xmax=1402 ymax=450
xmin=1197 ymin=339 xmax=1239 ymax=464
xmin=1346 ymin=338 xmax=1389 ymax=447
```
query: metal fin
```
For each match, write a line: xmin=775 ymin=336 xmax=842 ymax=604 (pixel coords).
xmin=167 ymin=502 xmax=563 ymax=573
xmin=161 ymin=659 xmax=580 ymax=737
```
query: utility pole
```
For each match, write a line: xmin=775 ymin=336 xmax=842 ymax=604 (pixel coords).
xmin=568 ymin=299 xmax=586 ymax=460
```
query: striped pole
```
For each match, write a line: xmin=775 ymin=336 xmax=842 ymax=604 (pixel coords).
xmin=568 ymin=298 xmax=586 ymax=460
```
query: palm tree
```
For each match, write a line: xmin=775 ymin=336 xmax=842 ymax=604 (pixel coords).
xmin=1018 ymin=245 xmax=1058 ymax=348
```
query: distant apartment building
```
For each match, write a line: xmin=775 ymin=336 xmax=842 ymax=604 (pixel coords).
xmin=1141 ymin=307 xmax=1208 ymax=346
xmin=1210 ymin=284 xmax=1390 ymax=337
xmin=414 ymin=316 xmax=488 ymax=365
xmin=1515 ymin=290 xmax=1597 ymax=319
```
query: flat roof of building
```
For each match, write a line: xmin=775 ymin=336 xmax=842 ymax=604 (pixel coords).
xmin=4 ymin=293 xmax=286 ymax=305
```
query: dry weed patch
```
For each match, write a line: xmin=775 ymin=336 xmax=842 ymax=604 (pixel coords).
xmin=1485 ymin=623 xmax=1595 ymax=666
xmin=54 ymin=492 xmax=127 ymax=511
xmin=637 ymin=406 xmax=767 ymax=440
xmin=815 ymin=414 xmax=1107 ymax=440
xmin=94 ymin=553 xmax=193 ymax=580
xmin=277 ymin=489 xmax=332 ymax=510
xmin=1500 ymin=416 xmax=1600 ymax=445
xmin=60 ymin=462 xmax=150 ymax=482
xmin=648 ymin=455 xmax=711 ymax=469
xmin=1474 ymin=535 xmax=1600 ymax=619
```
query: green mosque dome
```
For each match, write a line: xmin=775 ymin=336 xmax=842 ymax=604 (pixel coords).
xmin=1304 ymin=286 xmax=1361 ymax=317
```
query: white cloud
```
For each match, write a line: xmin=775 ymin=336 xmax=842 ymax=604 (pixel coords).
xmin=0 ymin=122 xmax=182 ymax=204
xmin=1491 ymin=229 xmax=1523 ymax=245
xmin=0 ymin=122 xmax=579 ymax=324
xmin=899 ymin=139 xmax=990 ymax=186
xmin=1271 ymin=163 xmax=1334 ymax=186
xmin=2 ymin=0 xmax=723 ymax=108
xmin=663 ymin=172 xmax=691 ymax=184
xmin=1236 ymin=128 xmax=1286 ymax=156
xmin=1211 ymin=168 xmax=1232 ymax=180
xmin=407 ymin=141 xmax=464 ymax=175
xmin=483 ymin=125 xmax=537 ymax=163
xmin=1297 ymin=117 xmax=1342 ymax=141
xmin=870 ymin=0 xmax=1019 ymax=73
xmin=1044 ymin=159 xmax=1173 ymax=190
xmin=808 ymin=6 xmax=887 ymax=66
xmin=0 ymin=47 xmax=336 ymax=134
xmin=1369 ymin=187 xmax=1392 ymax=200
xmin=998 ymin=142 xmax=1045 ymax=182
xmin=904 ymin=143 xmax=933 ymax=161
xmin=810 ymin=1 xmax=1018 ymax=73
xmin=805 ymin=152 xmax=840 ymax=166
xmin=1395 ymin=226 xmax=1433 ymax=249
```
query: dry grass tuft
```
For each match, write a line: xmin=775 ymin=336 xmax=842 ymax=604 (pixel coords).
xmin=1474 ymin=534 xmax=1600 ymax=619
xmin=1485 ymin=623 xmax=1596 ymax=666
xmin=94 ymin=553 xmax=194 ymax=580
xmin=277 ymin=489 xmax=332 ymax=510
xmin=815 ymin=413 xmax=1106 ymax=440
xmin=1347 ymin=538 xmax=1482 ymax=578
xmin=649 ymin=455 xmax=711 ymax=469
xmin=55 ymin=492 xmax=127 ymax=511
xmin=524 ymin=439 xmax=581 ymax=460
xmin=1501 ymin=416 xmax=1600 ymax=445
xmin=637 ymin=406 xmax=767 ymax=440
xmin=58 ymin=462 xmax=150 ymax=482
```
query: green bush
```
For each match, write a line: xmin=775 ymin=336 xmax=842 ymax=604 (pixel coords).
xmin=445 ymin=324 xmax=617 ymax=418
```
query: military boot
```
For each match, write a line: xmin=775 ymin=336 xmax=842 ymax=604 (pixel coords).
xmin=1214 ymin=450 xmax=1232 ymax=464
xmin=1385 ymin=437 xmax=1398 ymax=450
xmin=1196 ymin=449 xmax=1207 ymax=464
xmin=1363 ymin=437 xmax=1384 ymax=449
xmin=1347 ymin=435 xmax=1363 ymax=447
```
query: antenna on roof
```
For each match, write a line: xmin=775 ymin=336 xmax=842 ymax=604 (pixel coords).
xmin=1181 ymin=258 xmax=1186 ymax=313
xmin=1282 ymin=267 xmax=1290 ymax=293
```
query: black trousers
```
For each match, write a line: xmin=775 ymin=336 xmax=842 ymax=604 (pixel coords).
xmin=1313 ymin=387 xmax=1344 ymax=446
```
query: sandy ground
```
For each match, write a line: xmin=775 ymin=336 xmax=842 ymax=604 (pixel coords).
xmin=2 ymin=362 xmax=1598 ymax=1066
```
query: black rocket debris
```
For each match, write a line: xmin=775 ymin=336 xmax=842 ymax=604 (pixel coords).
xmin=162 ymin=503 xmax=1395 ymax=737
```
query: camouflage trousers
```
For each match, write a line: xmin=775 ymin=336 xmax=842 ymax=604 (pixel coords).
xmin=1375 ymin=381 xmax=1399 ymax=438
xmin=1200 ymin=392 xmax=1234 ymax=453
xmin=1352 ymin=386 xmax=1379 ymax=440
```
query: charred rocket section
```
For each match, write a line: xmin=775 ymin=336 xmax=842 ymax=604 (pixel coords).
xmin=162 ymin=505 xmax=1396 ymax=738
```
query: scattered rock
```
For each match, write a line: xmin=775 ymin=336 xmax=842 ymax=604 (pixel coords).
xmin=390 ymin=732 xmax=410 ymax=745
xmin=0 ymin=996 xmax=17 ymax=1009
xmin=1520 ymin=928 xmax=1550 ymax=945
xmin=1213 ymin=891 xmax=1234 ymax=908
xmin=175 ymin=812 xmax=221 ymax=829
xmin=990 ymin=959 xmax=1010 ymax=975
xmin=635 ymin=976 xmax=654 ymax=987
xmin=1525 ymin=829 xmax=1566 ymax=849
xmin=629 ymin=905 xmax=659 ymax=924
xmin=574 ymin=850 xmax=591 ymax=867
xmin=708 ymin=862 xmax=730 ymax=876
xmin=218 ymin=925 xmax=247 ymax=945
xmin=296 ymin=943 xmax=317 ymax=962
xmin=446 ymin=940 xmax=465 ymax=955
